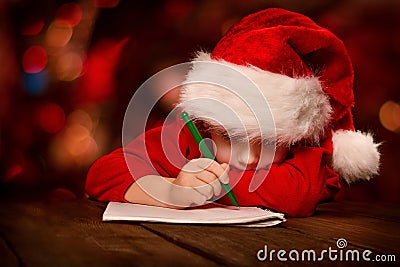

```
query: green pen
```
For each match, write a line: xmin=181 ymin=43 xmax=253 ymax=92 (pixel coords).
xmin=180 ymin=111 xmax=239 ymax=207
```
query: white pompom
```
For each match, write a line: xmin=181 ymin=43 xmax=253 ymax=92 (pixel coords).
xmin=332 ymin=130 xmax=380 ymax=183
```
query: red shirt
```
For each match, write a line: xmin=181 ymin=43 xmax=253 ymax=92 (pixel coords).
xmin=85 ymin=115 xmax=340 ymax=217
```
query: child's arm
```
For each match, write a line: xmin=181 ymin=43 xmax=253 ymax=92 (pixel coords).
xmin=124 ymin=159 xmax=229 ymax=208
xmin=85 ymin=117 xmax=228 ymax=207
xmin=85 ymin=119 xmax=186 ymax=203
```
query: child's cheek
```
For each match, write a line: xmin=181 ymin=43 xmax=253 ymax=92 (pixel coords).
xmin=211 ymin=136 xmax=230 ymax=164
xmin=214 ymin=145 xmax=231 ymax=164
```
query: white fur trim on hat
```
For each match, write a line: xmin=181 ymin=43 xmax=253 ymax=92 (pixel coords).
xmin=332 ymin=130 xmax=380 ymax=183
xmin=179 ymin=52 xmax=332 ymax=145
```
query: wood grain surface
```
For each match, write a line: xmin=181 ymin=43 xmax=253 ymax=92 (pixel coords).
xmin=0 ymin=190 xmax=398 ymax=267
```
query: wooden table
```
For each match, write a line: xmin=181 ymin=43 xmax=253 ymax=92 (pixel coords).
xmin=0 ymin=189 xmax=398 ymax=267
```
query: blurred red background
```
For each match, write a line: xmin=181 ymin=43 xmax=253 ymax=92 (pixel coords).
xmin=1 ymin=0 xmax=399 ymax=203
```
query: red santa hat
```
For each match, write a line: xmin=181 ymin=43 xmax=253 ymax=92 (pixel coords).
xmin=179 ymin=8 xmax=380 ymax=183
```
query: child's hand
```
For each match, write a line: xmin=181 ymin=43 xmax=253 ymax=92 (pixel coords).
xmin=169 ymin=158 xmax=229 ymax=207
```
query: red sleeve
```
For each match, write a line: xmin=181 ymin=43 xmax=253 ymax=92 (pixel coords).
xmin=85 ymin=147 xmax=136 ymax=202
xmin=217 ymin=141 xmax=340 ymax=217
xmin=85 ymin=117 xmax=199 ymax=202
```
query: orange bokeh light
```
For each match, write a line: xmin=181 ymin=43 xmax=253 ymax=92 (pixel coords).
xmin=56 ymin=52 xmax=84 ymax=81
xmin=379 ymin=100 xmax=400 ymax=132
xmin=55 ymin=2 xmax=83 ymax=27
xmin=67 ymin=109 xmax=94 ymax=132
xmin=46 ymin=22 xmax=73 ymax=47
xmin=22 ymin=46 xmax=48 ymax=73
xmin=49 ymin=109 xmax=99 ymax=169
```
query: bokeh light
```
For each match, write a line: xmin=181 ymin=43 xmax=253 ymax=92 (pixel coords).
xmin=49 ymin=109 xmax=99 ymax=169
xmin=23 ymin=71 xmax=48 ymax=95
xmin=22 ymin=45 xmax=48 ymax=73
xmin=4 ymin=164 xmax=23 ymax=181
xmin=21 ymin=20 xmax=45 ymax=35
xmin=379 ymin=100 xmax=400 ymax=132
xmin=94 ymin=0 xmax=120 ymax=8
xmin=46 ymin=22 xmax=73 ymax=47
xmin=76 ymin=38 xmax=128 ymax=103
xmin=64 ymin=124 xmax=92 ymax=156
xmin=67 ymin=109 xmax=93 ymax=132
xmin=56 ymin=52 xmax=84 ymax=81
xmin=3 ymin=150 xmax=25 ymax=182
xmin=55 ymin=2 xmax=82 ymax=27
xmin=35 ymin=103 xmax=66 ymax=134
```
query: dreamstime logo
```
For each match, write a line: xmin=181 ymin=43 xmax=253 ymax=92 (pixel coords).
xmin=336 ymin=238 xmax=347 ymax=249
xmin=257 ymin=238 xmax=396 ymax=262
xmin=122 ymin=61 xmax=276 ymax=207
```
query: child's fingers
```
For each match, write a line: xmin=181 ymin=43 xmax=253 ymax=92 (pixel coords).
xmin=176 ymin=172 xmax=215 ymax=199
xmin=169 ymin=183 xmax=208 ymax=207
xmin=195 ymin=171 xmax=222 ymax=196
xmin=193 ymin=183 xmax=214 ymax=200
xmin=190 ymin=189 xmax=208 ymax=206
xmin=195 ymin=158 xmax=229 ymax=183
xmin=182 ymin=158 xmax=212 ymax=173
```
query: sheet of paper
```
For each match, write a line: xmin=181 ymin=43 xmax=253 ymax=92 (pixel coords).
xmin=103 ymin=202 xmax=285 ymax=226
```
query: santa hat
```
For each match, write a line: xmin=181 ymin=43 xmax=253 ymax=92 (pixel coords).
xmin=179 ymin=8 xmax=380 ymax=183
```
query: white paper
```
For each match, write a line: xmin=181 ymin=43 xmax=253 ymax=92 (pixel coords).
xmin=103 ymin=202 xmax=285 ymax=227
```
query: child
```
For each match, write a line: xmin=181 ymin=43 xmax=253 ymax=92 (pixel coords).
xmin=85 ymin=8 xmax=380 ymax=217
